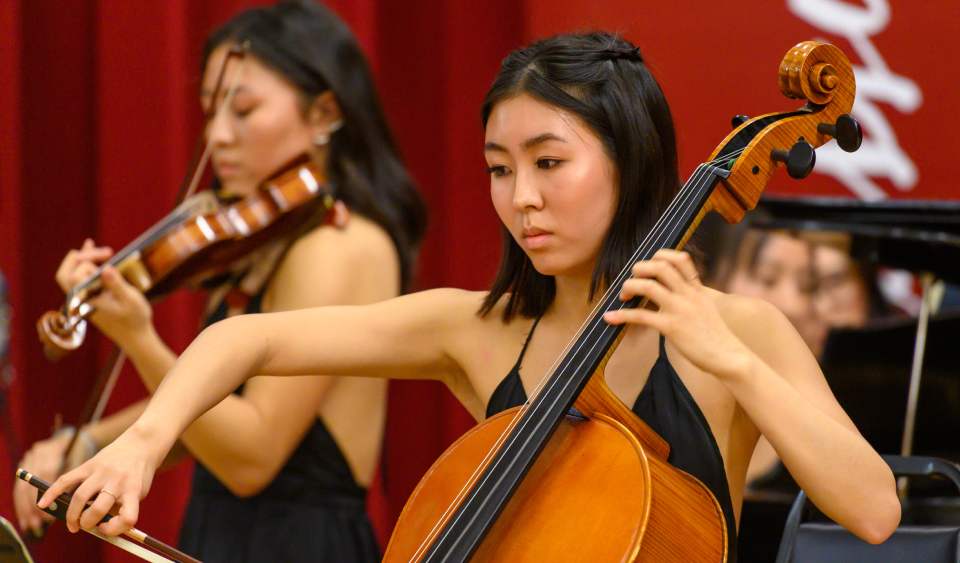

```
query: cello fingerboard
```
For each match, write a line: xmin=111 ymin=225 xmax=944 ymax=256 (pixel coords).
xmin=423 ymin=163 xmax=725 ymax=562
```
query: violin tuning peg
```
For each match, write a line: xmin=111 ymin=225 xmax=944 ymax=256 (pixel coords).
xmin=731 ymin=114 xmax=750 ymax=129
xmin=817 ymin=113 xmax=862 ymax=153
xmin=770 ymin=138 xmax=816 ymax=179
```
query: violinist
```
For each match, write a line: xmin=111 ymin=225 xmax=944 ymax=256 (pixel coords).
xmin=40 ymin=32 xmax=899 ymax=559
xmin=15 ymin=1 xmax=425 ymax=561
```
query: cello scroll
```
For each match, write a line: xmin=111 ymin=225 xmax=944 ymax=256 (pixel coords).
xmin=708 ymin=40 xmax=860 ymax=224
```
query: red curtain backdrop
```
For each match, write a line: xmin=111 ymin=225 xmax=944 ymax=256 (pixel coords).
xmin=1 ymin=1 xmax=957 ymax=561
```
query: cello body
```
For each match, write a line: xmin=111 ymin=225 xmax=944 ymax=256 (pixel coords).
xmin=385 ymin=403 xmax=727 ymax=562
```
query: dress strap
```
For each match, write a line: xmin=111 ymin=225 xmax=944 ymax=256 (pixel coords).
xmin=658 ymin=333 xmax=667 ymax=358
xmin=515 ymin=316 xmax=543 ymax=367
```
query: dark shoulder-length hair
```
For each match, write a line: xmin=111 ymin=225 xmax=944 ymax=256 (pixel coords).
xmin=203 ymin=0 xmax=426 ymax=290
xmin=478 ymin=32 xmax=681 ymax=320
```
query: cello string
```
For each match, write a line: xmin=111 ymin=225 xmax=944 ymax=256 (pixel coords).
xmin=522 ymin=161 xmax=728 ymax=405
xmin=514 ymin=162 xmax=722 ymax=445
xmin=490 ymin=155 xmax=730 ymax=435
xmin=414 ymin=150 xmax=741 ymax=556
xmin=433 ymin=161 xmax=720 ymax=553
xmin=412 ymin=149 xmax=740 ymax=557
xmin=448 ymin=145 xmax=742 ymax=546
xmin=518 ymin=149 xmax=741 ymax=409
xmin=413 ymin=162 xmax=714 ymax=557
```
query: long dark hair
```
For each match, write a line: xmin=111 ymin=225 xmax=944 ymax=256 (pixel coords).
xmin=203 ymin=0 xmax=426 ymax=290
xmin=479 ymin=32 xmax=680 ymax=320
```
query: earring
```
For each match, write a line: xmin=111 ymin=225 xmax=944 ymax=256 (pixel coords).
xmin=312 ymin=120 xmax=344 ymax=147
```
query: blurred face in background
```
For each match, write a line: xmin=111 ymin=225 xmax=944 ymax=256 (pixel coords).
xmin=725 ymin=231 xmax=828 ymax=356
xmin=812 ymin=243 xmax=871 ymax=329
xmin=201 ymin=44 xmax=317 ymax=198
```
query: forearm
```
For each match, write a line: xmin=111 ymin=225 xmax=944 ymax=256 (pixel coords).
xmin=118 ymin=320 xmax=275 ymax=474
xmin=726 ymin=355 xmax=899 ymax=541
xmin=84 ymin=400 xmax=147 ymax=448
xmin=132 ymin=316 xmax=268 ymax=456
xmin=130 ymin=293 xmax=461 ymax=463
xmin=87 ymin=400 xmax=189 ymax=469
xmin=120 ymin=325 xmax=177 ymax=391
xmin=177 ymin=393 xmax=296 ymax=496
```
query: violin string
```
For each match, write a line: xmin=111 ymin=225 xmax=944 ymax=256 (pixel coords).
xmin=411 ymin=148 xmax=742 ymax=557
xmin=70 ymin=207 xmax=194 ymax=298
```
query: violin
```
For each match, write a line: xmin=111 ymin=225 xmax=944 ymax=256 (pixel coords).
xmin=384 ymin=41 xmax=862 ymax=562
xmin=29 ymin=44 xmax=334 ymax=496
xmin=36 ymin=155 xmax=332 ymax=359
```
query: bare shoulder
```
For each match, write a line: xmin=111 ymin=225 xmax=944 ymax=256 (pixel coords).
xmin=708 ymin=288 xmax=789 ymax=335
xmin=383 ymin=289 xmax=515 ymax=358
xmin=442 ymin=291 xmax=533 ymax=357
xmin=408 ymin=288 xmax=492 ymax=331
xmin=707 ymin=287 xmax=821 ymax=381
xmin=705 ymin=280 xmax=860 ymax=437
xmin=284 ymin=215 xmax=398 ymax=277
xmin=267 ymin=216 xmax=400 ymax=310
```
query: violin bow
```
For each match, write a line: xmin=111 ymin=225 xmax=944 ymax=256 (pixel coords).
xmin=17 ymin=469 xmax=201 ymax=563
xmin=55 ymin=43 xmax=252 ymax=475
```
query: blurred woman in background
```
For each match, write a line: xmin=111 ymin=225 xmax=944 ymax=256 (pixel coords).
xmin=14 ymin=2 xmax=426 ymax=561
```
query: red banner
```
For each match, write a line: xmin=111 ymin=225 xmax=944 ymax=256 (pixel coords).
xmin=527 ymin=0 xmax=959 ymax=200
xmin=1 ymin=2 xmax=956 ymax=561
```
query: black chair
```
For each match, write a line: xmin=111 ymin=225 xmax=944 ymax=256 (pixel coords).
xmin=775 ymin=455 xmax=960 ymax=563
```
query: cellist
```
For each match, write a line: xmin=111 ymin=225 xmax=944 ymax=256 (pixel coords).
xmin=40 ymin=31 xmax=899 ymax=560
xmin=15 ymin=1 xmax=426 ymax=561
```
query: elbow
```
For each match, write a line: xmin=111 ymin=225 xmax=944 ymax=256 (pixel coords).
xmin=855 ymin=494 xmax=901 ymax=545
xmin=223 ymin=474 xmax=271 ymax=499
xmin=220 ymin=466 xmax=277 ymax=498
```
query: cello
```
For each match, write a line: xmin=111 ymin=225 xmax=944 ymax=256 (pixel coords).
xmin=385 ymin=40 xmax=861 ymax=562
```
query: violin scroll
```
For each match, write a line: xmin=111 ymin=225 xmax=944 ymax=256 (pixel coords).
xmin=37 ymin=311 xmax=87 ymax=360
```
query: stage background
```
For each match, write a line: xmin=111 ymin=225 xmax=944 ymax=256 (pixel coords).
xmin=1 ymin=1 xmax=956 ymax=560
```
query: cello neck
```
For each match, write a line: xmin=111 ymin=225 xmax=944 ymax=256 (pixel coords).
xmin=422 ymin=162 xmax=728 ymax=561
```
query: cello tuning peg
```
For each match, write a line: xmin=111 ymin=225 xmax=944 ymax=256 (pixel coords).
xmin=770 ymin=138 xmax=816 ymax=179
xmin=817 ymin=113 xmax=862 ymax=153
xmin=731 ymin=114 xmax=750 ymax=128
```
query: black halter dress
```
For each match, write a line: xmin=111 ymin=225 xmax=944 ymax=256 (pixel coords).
xmin=485 ymin=318 xmax=738 ymax=562
xmin=177 ymin=291 xmax=380 ymax=562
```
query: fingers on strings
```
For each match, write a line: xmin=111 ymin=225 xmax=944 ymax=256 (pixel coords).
xmin=604 ymin=250 xmax=700 ymax=328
